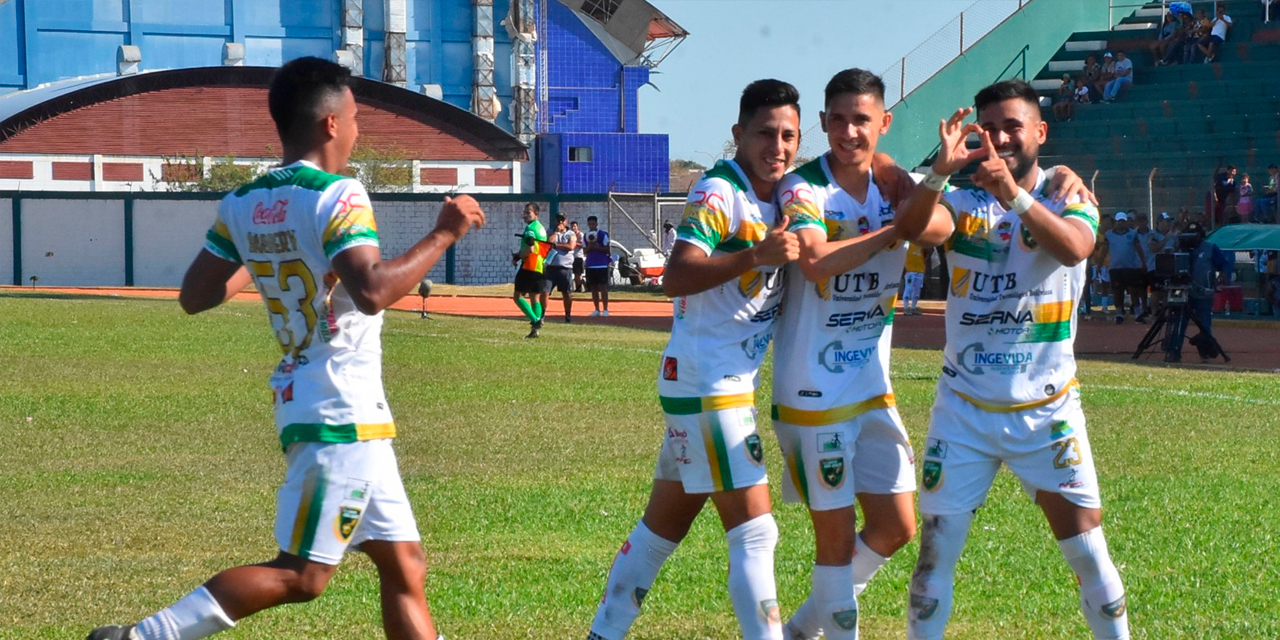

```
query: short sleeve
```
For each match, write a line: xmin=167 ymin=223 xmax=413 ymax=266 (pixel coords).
xmin=777 ymin=173 xmax=825 ymax=234
xmin=940 ymin=188 xmax=978 ymax=222
xmin=1060 ymin=199 xmax=1101 ymax=234
xmin=321 ymin=180 xmax=379 ymax=260
xmin=203 ymin=200 xmax=242 ymax=264
xmin=677 ymin=178 xmax=738 ymax=256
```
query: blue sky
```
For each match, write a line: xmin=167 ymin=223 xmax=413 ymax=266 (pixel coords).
xmin=637 ymin=0 xmax=976 ymax=163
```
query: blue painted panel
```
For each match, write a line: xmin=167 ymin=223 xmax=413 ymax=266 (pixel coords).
xmin=139 ymin=34 xmax=226 ymax=70
xmin=438 ymin=0 xmax=470 ymax=39
xmin=364 ymin=0 xmax=385 ymax=31
xmin=30 ymin=31 xmax=123 ymax=84
xmin=406 ymin=40 xmax=431 ymax=86
xmin=365 ymin=37 xmax=385 ymax=80
xmin=132 ymin=0 xmax=226 ymax=25
xmin=244 ymin=36 xmax=333 ymax=67
xmin=37 ymin=0 xmax=125 ymax=22
xmin=440 ymin=40 xmax=471 ymax=87
xmin=408 ymin=0 xmax=431 ymax=33
xmin=0 ymin=0 xmax=23 ymax=82
xmin=242 ymin=0 xmax=335 ymax=29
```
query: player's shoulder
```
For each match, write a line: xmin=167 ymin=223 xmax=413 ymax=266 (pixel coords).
xmin=232 ymin=163 xmax=355 ymax=199
xmin=692 ymin=160 xmax=751 ymax=199
xmin=941 ymin=185 xmax=985 ymax=211
xmin=788 ymin=157 xmax=831 ymax=189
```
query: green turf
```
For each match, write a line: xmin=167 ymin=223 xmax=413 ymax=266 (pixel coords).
xmin=0 ymin=292 xmax=1277 ymax=639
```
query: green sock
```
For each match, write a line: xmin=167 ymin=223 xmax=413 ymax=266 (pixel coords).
xmin=532 ymin=301 xmax=544 ymax=321
xmin=515 ymin=298 xmax=537 ymax=323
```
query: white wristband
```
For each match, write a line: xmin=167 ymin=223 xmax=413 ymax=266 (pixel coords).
xmin=922 ymin=169 xmax=950 ymax=192
xmin=1010 ymin=188 xmax=1036 ymax=215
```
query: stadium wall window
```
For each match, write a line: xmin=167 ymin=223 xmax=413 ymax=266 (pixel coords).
xmin=569 ymin=146 xmax=593 ymax=163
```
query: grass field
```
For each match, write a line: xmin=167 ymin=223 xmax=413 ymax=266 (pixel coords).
xmin=1 ymin=291 xmax=1278 ymax=639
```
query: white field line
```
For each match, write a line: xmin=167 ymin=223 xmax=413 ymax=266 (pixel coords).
xmin=1091 ymin=384 xmax=1280 ymax=406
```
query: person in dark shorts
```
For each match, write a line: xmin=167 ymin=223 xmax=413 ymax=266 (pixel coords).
xmin=542 ymin=215 xmax=578 ymax=322
xmin=571 ymin=220 xmax=586 ymax=292
xmin=584 ymin=215 xmax=611 ymax=316
xmin=513 ymin=202 xmax=548 ymax=337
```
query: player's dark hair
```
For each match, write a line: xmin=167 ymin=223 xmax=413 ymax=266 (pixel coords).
xmin=268 ymin=57 xmax=353 ymax=145
xmin=587 ymin=215 xmax=598 ymax=222
xmin=973 ymin=79 xmax=1041 ymax=115
xmin=824 ymin=68 xmax=885 ymax=107
xmin=525 ymin=202 xmax=540 ymax=214
xmin=738 ymin=79 xmax=800 ymax=127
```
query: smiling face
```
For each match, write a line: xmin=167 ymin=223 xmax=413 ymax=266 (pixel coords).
xmin=732 ymin=103 xmax=801 ymax=197
xmin=820 ymin=92 xmax=891 ymax=171
xmin=976 ymin=97 xmax=1047 ymax=185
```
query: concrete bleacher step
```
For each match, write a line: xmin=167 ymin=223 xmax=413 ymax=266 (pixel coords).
xmin=1048 ymin=113 xmax=1280 ymax=138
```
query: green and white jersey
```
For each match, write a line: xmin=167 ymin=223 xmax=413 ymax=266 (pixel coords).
xmin=939 ymin=168 xmax=1100 ymax=409
xmin=204 ymin=160 xmax=395 ymax=449
xmin=658 ymin=160 xmax=785 ymax=411
xmin=771 ymin=156 xmax=904 ymax=425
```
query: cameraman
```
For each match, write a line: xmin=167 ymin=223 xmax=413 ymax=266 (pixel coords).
xmin=1163 ymin=222 xmax=1231 ymax=363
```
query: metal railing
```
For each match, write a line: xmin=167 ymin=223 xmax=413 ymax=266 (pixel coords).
xmin=881 ymin=0 xmax=1031 ymax=109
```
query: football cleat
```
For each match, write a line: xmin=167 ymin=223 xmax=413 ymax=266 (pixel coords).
xmin=86 ymin=625 xmax=136 ymax=640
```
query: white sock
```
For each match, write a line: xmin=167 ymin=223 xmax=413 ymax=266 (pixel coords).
xmin=588 ymin=521 xmax=678 ymax=640
xmin=1059 ymin=527 xmax=1130 ymax=640
xmin=812 ymin=563 xmax=859 ymax=639
xmin=851 ymin=534 xmax=890 ymax=596
xmin=135 ymin=587 xmax=235 ymax=640
xmin=783 ymin=596 xmax=823 ymax=640
xmin=726 ymin=514 xmax=783 ymax=640
xmin=907 ymin=512 xmax=974 ymax=640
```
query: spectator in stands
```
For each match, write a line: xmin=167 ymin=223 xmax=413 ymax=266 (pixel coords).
xmin=1080 ymin=54 xmax=1103 ymax=102
xmin=1103 ymin=211 xmax=1147 ymax=324
xmin=1074 ymin=76 xmax=1091 ymax=104
xmin=1053 ymin=74 xmax=1076 ymax=121
xmin=1257 ymin=165 xmax=1278 ymax=223
xmin=1214 ymin=165 xmax=1237 ymax=224
xmin=1094 ymin=52 xmax=1117 ymax=99
xmin=1102 ymin=51 xmax=1134 ymax=102
xmin=1158 ymin=11 xmax=1197 ymax=65
xmin=1237 ymin=173 xmax=1255 ymax=223
xmin=1197 ymin=4 xmax=1233 ymax=63
xmin=1149 ymin=10 xmax=1179 ymax=61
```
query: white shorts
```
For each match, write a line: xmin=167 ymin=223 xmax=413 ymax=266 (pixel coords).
xmin=274 ymin=439 xmax=420 ymax=565
xmin=775 ymin=407 xmax=917 ymax=511
xmin=903 ymin=272 xmax=924 ymax=300
xmin=918 ymin=382 xmax=1101 ymax=515
xmin=654 ymin=405 xmax=769 ymax=494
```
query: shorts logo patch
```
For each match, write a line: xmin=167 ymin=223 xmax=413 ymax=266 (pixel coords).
xmin=819 ymin=458 xmax=845 ymax=488
xmin=1101 ymin=595 xmax=1127 ymax=619
xmin=1050 ymin=420 xmax=1074 ymax=440
xmin=760 ymin=599 xmax=781 ymax=624
xmin=831 ymin=607 xmax=858 ymax=630
xmin=911 ymin=594 xmax=940 ymax=620
xmin=335 ymin=505 xmax=363 ymax=542
xmin=926 ymin=438 xmax=948 ymax=459
xmin=819 ymin=432 xmax=844 ymax=452
xmin=745 ymin=434 xmax=764 ymax=464
xmin=941 ymin=365 xmax=958 ymax=378
xmin=922 ymin=460 xmax=943 ymax=492
xmin=346 ymin=479 xmax=371 ymax=501
xmin=662 ymin=357 xmax=678 ymax=381
xmin=799 ymin=389 xmax=823 ymax=398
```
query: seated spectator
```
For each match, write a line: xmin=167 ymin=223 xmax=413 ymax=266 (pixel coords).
xmin=1080 ymin=54 xmax=1103 ymax=102
xmin=1214 ymin=165 xmax=1237 ymax=224
xmin=1256 ymin=164 xmax=1278 ymax=223
xmin=1237 ymin=173 xmax=1255 ymax=222
xmin=1181 ymin=8 xmax=1213 ymax=64
xmin=1053 ymin=74 xmax=1076 ymax=121
xmin=1094 ymin=53 xmax=1117 ymax=99
xmin=1158 ymin=11 xmax=1197 ymax=65
xmin=1102 ymin=51 xmax=1134 ymax=102
xmin=1198 ymin=4 xmax=1233 ymax=63
xmin=1075 ymin=77 xmax=1091 ymax=104
xmin=1149 ymin=10 xmax=1179 ymax=60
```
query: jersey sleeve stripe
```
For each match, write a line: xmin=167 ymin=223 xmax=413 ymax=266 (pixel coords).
xmin=204 ymin=226 xmax=242 ymax=264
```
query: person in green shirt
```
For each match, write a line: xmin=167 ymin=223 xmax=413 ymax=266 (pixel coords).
xmin=513 ymin=202 xmax=549 ymax=338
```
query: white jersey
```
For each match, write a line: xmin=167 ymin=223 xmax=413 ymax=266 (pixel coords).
xmin=204 ymin=160 xmax=394 ymax=448
xmin=659 ymin=160 xmax=785 ymax=410
xmin=939 ymin=168 xmax=1100 ymax=408
xmin=771 ymin=156 xmax=904 ymax=425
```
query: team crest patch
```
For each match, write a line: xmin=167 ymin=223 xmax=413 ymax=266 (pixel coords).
xmin=819 ymin=432 xmax=845 ymax=452
xmin=662 ymin=357 xmax=678 ymax=381
xmin=819 ymin=458 xmax=845 ymax=488
xmin=745 ymin=434 xmax=764 ymax=464
xmin=922 ymin=460 xmax=943 ymax=492
xmin=910 ymin=594 xmax=940 ymax=620
xmin=1101 ymin=595 xmax=1127 ymax=619
xmin=856 ymin=216 xmax=871 ymax=235
xmin=831 ymin=607 xmax=858 ymax=631
xmin=996 ymin=220 xmax=1014 ymax=243
xmin=335 ymin=505 xmax=363 ymax=542
xmin=760 ymin=599 xmax=781 ymax=624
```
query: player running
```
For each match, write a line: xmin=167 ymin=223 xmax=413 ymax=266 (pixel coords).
xmin=585 ymin=79 xmax=801 ymax=640
xmin=895 ymin=79 xmax=1130 ymax=640
xmin=770 ymin=68 xmax=945 ymax=640
xmin=87 ymin=57 xmax=484 ymax=640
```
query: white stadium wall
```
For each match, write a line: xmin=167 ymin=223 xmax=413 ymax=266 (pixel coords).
xmin=133 ymin=200 xmax=219 ymax=287
xmin=0 ymin=199 xmax=12 ymax=285
xmin=0 ymin=194 xmax=680 ymax=288
xmin=21 ymin=199 xmax=126 ymax=286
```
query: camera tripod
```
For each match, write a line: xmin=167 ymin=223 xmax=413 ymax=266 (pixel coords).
xmin=1132 ymin=298 xmax=1230 ymax=363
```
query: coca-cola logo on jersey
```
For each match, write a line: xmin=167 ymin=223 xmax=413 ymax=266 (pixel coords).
xmin=253 ymin=200 xmax=289 ymax=225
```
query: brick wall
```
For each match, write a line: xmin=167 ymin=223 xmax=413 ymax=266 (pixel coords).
xmin=0 ymin=87 xmax=502 ymax=161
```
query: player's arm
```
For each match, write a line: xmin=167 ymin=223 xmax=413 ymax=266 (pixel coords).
xmin=896 ymin=108 xmax=981 ymax=243
xmin=663 ymin=218 xmax=798 ymax=298
xmin=795 ymin=226 xmax=900 ymax=283
xmin=1043 ymin=165 xmax=1099 ymax=206
xmin=971 ymin=132 xmax=1095 ymax=266
xmin=1132 ymin=234 xmax=1147 ymax=266
xmin=178 ymin=252 xmax=252 ymax=315
xmin=333 ymin=195 xmax=485 ymax=314
xmin=555 ymin=233 xmax=577 ymax=251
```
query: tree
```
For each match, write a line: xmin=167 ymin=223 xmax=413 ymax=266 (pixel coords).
xmin=344 ymin=144 xmax=414 ymax=193
xmin=154 ymin=154 xmax=269 ymax=193
xmin=670 ymin=159 xmax=706 ymax=173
